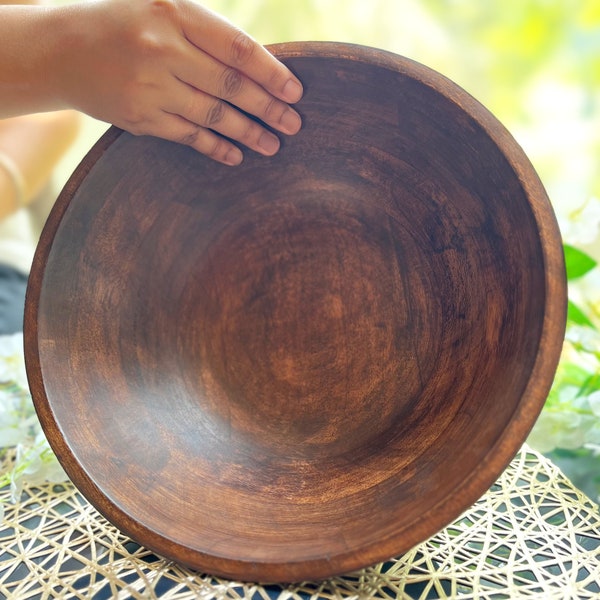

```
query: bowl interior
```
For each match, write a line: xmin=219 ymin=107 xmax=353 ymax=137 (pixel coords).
xmin=25 ymin=43 xmax=565 ymax=582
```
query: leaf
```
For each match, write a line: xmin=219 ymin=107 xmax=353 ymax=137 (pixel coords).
xmin=557 ymin=360 xmax=594 ymax=389
xmin=589 ymin=390 xmax=600 ymax=416
xmin=564 ymin=244 xmax=597 ymax=280
xmin=567 ymin=300 xmax=597 ymax=329
xmin=579 ymin=375 xmax=600 ymax=398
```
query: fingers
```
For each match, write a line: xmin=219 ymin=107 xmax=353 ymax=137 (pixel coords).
xmin=173 ymin=40 xmax=302 ymax=138
xmin=152 ymin=112 xmax=244 ymax=166
xmin=162 ymin=2 xmax=304 ymax=166
xmin=179 ymin=2 xmax=303 ymax=104
xmin=64 ymin=0 xmax=305 ymax=166
xmin=167 ymin=78 xmax=284 ymax=158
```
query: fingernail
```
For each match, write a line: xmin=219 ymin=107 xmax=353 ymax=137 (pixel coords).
xmin=282 ymin=79 xmax=303 ymax=103
xmin=258 ymin=132 xmax=280 ymax=155
xmin=280 ymin=108 xmax=302 ymax=135
xmin=224 ymin=147 xmax=243 ymax=166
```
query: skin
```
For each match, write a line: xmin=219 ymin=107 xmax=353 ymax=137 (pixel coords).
xmin=0 ymin=1 xmax=80 ymax=220
xmin=0 ymin=112 xmax=80 ymax=219
xmin=0 ymin=0 xmax=304 ymax=166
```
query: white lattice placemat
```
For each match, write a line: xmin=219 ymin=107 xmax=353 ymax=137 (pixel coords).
xmin=1 ymin=445 xmax=599 ymax=599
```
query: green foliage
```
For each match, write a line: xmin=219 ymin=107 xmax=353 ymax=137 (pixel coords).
xmin=565 ymin=245 xmax=598 ymax=329
xmin=567 ymin=300 xmax=596 ymax=329
xmin=418 ymin=0 xmax=600 ymax=118
xmin=565 ymin=244 xmax=598 ymax=280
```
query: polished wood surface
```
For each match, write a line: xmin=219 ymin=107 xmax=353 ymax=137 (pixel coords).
xmin=24 ymin=42 xmax=566 ymax=582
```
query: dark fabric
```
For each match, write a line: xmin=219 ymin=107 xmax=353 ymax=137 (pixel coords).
xmin=0 ymin=263 xmax=27 ymax=335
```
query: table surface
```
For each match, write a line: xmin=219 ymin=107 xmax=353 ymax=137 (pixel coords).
xmin=1 ymin=334 xmax=599 ymax=599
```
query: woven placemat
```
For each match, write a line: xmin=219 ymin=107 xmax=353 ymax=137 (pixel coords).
xmin=1 ymin=444 xmax=599 ymax=599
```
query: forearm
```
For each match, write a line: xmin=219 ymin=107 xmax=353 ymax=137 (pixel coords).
xmin=0 ymin=4 xmax=69 ymax=117
xmin=0 ymin=0 xmax=303 ymax=165
xmin=0 ymin=111 xmax=80 ymax=220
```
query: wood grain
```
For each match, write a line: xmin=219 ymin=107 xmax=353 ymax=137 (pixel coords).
xmin=24 ymin=42 xmax=566 ymax=582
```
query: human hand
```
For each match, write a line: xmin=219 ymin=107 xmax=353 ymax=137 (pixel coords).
xmin=50 ymin=0 xmax=303 ymax=165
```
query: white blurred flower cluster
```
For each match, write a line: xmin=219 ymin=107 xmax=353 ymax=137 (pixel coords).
xmin=560 ymin=196 xmax=600 ymax=248
xmin=528 ymin=338 xmax=600 ymax=454
xmin=0 ymin=333 xmax=67 ymax=520
xmin=528 ymin=198 xmax=600 ymax=458
xmin=562 ymin=197 xmax=600 ymax=328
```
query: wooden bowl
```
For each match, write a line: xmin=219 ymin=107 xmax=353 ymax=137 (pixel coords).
xmin=24 ymin=42 xmax=566 ymax=582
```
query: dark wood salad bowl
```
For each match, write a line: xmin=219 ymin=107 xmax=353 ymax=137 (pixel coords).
xmin=24 ymin=42 xmax=566 ymax=582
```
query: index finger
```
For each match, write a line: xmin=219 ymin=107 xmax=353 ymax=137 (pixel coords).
xmin=179 ymin=2 xmax=303 ymax=104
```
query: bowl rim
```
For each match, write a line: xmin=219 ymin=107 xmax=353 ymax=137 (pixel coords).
xmin=24 ymin=41 xmax=567 ymax=582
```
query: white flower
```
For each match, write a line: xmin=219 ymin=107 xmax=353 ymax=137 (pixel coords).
xmin=8 ymin=435 xmax=67 ymax=503
xmin=0 ymin=384 xmax=37 ymax=449
xmin=565 ymin=325 xmax=600 ymax=353
xmin=569 ymin=268 xmax=600 ymax=329
xmin=528 ymin=409 xmax=596 ymax=453
xmin=0 ymin=333 xmax=28 ymax=390
xmin=589 ymin=390 xmax=600 ymax=417
xmin=0 ymin=333 xmax=69 ymax=506
xmin=561 ymin=196 xmax=600 ymax=246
